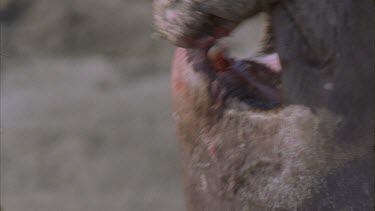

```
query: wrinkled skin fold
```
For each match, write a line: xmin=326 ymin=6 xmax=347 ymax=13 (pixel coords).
xmin=154 ymin=0 xmax=374 ymax=210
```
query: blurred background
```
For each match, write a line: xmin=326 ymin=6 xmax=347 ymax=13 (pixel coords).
xmin=0 ymin=0 xmax=262 ymax=210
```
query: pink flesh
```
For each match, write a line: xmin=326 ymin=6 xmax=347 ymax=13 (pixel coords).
xmin=248 ymin=53 xmax=282 ymax=73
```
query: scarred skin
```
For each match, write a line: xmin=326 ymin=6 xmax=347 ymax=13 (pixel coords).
xmin=155 ymin=0 xmax=374 ymax=210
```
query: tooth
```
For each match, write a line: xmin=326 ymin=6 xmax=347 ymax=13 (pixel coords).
xmin=207 ymin=42 xmax=231 ymax=72
xmin=207 ymin=43 xmax=225 ymax=60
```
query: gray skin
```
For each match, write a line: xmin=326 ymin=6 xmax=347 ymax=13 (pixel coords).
xmin=154 ymin=0 xmax=374 ymax=210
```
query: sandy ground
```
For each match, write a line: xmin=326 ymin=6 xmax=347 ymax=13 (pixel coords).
xmin=1 ymin=56 xmax=185 ymax=211
xmin=1 ymin=1 xmax=262 ymax=210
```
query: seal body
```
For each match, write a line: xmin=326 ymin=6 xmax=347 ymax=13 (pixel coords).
xmin=171 ymin=48 xmax=371 ymax=210
xmin=157 ymin=0 xmax=374 ymax=209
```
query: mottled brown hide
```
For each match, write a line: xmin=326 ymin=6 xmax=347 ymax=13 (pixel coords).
xmin=155 ymin=0 xmax=374 ymax=210
xmin=171 ymin=47 xmax=371 ymax=210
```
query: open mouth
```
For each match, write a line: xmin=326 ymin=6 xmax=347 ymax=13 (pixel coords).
xmin=157 ymin=5 xmax=284 ymax=111
xmin=186 ymin=41 xmax=282 ymax=111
